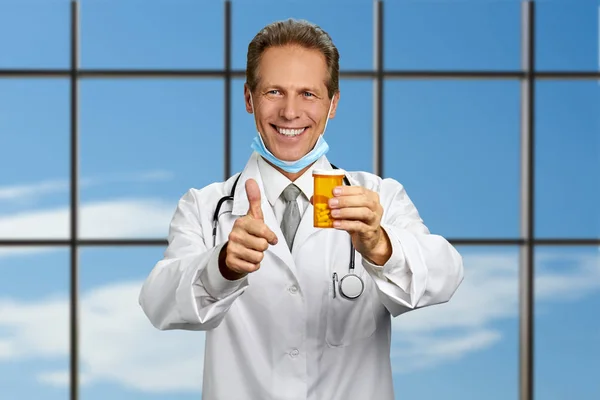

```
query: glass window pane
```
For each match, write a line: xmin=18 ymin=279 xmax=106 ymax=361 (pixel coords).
xmin=385 ymin=1 xmax=521 ymax=71
xmin=0 ymin=3 xmax=69 ymax=69
xmin=0 ymin=79 xmax=70 ymax=239
xmin=0 ymin=247 xmax=69 ymax=400
xmin=80 ymin=79 xmax=224 ymax=239
xmin=536 ymin=2 xmax=598 ymax=71
xmin=80 ymin=247 xmax=203 ymax=399
xmin=231 ymin=0 xmax=373 ymax=71
xmin=392 ymin=246 xmax=518 ymax=400
xmin=229 ymin=78 xmax=250 ymax=175
xmin=80 ymin=0 xmax=223 ymax=69
xmin=535 ymin=81 xmax=599 ymax=239
xmin=230 ymin=78 xmax=373 ymax=175
xmin=384 ymin=80 xmax=520 ymax=239
xmin=534 ymin=246 xmax=600 ymax=399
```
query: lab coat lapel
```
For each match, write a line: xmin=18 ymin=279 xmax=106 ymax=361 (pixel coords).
xmin=231 ymin=153 xmax=297 ymax=278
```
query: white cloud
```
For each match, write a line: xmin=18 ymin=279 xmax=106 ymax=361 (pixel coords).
xmin=79 ymin=282 xmax=204 ymax=392
xmin=0 ymin=295 xmax=70 ymax=361
xmin=0 ymin=207 xmax=69 ymax=240
xmin=37 ymin=371 xmax=93 ymax=387
xmin=0 ymin=174 xmax=199 ymax=391
xmin=390 ymin=329 xmax=501 ymax=373
xmin=0 ymin=170 xmax=173 ymax=203
xmin=534 ymin=251 xmax=600 ymax=302
xmin=0 ymin=172 xmax=177 ymax=256
xmin=79 ymin=198 xmax=174 ymax=238
xmin=389 ymin=250 xmax=600 ymax=374
xmin=0 ymin=246 xmax=63 ymax=259
xmin=0 ymin=280 xmax=204 ymax=393
xmin=0 ymin=250 xmax=597 ymax=393
xmin=0 ymin=198 xmax=175 ymax=256
xmin=0 ymin=339 xmax=14 ymax=359
xmin=0 ymin=179 xmax=69 ymax=202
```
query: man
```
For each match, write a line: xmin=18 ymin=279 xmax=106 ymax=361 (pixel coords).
xmin=139 ymin=19 xmax=464 ymax=400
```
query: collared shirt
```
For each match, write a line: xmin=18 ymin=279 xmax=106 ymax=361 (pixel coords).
xmin=256 ymin=154 xmax=324 ymax=224
xmin=139 ymin=151 xmax=465 ymax=400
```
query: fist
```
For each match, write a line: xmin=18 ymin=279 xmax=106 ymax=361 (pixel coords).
xmin=219 ymin=178 xmax=278 ymax=280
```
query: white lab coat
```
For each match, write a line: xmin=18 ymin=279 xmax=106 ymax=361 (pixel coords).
xmin=139 ymin=151 xmax=464 ymax=400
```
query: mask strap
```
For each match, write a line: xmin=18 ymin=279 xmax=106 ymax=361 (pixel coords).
xmin=321 ymin=95 xmax=335 ymax=136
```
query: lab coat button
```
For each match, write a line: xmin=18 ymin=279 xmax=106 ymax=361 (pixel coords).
xmin=288 ymin=285 xmax=298 ymax=294
xmin=290 ymin=348 xmax=299 ymax=357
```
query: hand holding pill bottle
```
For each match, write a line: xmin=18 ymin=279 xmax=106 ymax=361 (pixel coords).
xmin=312 ymin=169 xmax=346 ymax=228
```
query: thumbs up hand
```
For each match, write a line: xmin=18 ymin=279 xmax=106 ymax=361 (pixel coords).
xmin=218 ymin=179 xmax=278 ymax=280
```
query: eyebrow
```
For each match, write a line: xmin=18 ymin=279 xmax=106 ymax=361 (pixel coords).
xmin=262 ymin=84 xmax=323 ymax=95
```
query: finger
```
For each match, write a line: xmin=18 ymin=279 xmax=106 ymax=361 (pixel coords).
xmin=332 ymin=185 xmax=366 ymax=197
xmin=309 ymin=195 xmax=314 ymax=205
xmin=243 ymin=221 xmax=278 ymax=245
xmin=329 ymin=194 xmax=376 ymax=210
xmin=233 ymin=217 xmax=278 ymax=246
xmin=331 ymin=207 xmax=377 ymax=224
xmin=232 ymin=229 xmax=270 ymax=252
xmin=245 ymin=178 xmax=264 ymax=221
xmin=332 ymin=219 xmax=370 ymax=233
xmin=233 ymin=246 xmax=265 ymax=265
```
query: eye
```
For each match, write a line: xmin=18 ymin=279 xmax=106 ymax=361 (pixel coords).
xmin=267 ymin=89 xmax=280 ymax=95
xmin=303 ymin=92 xmax=314 ymax=97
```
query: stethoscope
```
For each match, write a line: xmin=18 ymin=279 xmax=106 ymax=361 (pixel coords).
xmin=211 ymin=164 xmax=364 ymax=301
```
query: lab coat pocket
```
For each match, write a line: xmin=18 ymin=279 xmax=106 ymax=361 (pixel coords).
xmin=325 ymin=268 xmax=376 ymax=348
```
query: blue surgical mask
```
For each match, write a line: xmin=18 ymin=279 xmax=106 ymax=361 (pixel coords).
xmin=248 ymin=92 xmax=334 ymax=173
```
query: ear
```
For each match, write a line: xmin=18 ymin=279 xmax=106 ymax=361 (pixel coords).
xmin=328 ymin=91 xmax=340 ymax=119
xmin=243 ymin=83 xmax=254 ymax=114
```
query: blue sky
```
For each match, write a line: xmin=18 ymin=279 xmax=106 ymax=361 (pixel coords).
xmin=0 ymin=0 xmax=598 ymax=399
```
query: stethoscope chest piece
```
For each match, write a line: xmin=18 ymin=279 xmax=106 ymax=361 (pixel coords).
xmin=338 ymin=273 xmax=364 ymax=300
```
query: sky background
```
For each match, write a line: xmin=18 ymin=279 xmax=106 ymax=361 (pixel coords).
xmin=0 ymin=0 xmax=599 ymax=399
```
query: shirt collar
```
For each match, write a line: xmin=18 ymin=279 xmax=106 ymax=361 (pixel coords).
xmin=256 ymin=154 xmax=332 ymax=206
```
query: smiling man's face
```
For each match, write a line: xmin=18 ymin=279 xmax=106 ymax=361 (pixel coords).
xmin=244 ymin=44 xmax=339 ymax=163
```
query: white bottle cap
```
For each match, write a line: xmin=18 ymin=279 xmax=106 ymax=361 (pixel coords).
xmin=312 ymin=168 xmax=346 ymax=176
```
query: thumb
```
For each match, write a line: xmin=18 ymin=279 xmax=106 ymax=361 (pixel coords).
xmin=245 ymin=179 xmax=263 ymax=220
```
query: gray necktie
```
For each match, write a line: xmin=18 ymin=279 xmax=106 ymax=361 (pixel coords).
xmin=280 ymin=184 xmax=302 ymax=250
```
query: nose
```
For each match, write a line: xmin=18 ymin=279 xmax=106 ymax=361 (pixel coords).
xmin=280 ymin=96 xmax=301 ymax=120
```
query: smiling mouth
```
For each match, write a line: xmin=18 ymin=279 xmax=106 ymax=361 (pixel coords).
xmin=270 ymin=124 xmax=307 ymax=137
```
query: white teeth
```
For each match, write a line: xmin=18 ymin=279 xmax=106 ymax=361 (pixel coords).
xmin=276 ymin=126 xmax=306 ymax=136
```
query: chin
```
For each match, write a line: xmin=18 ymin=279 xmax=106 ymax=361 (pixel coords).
xmin=279 ymin=151 xmax=307 ymax=162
